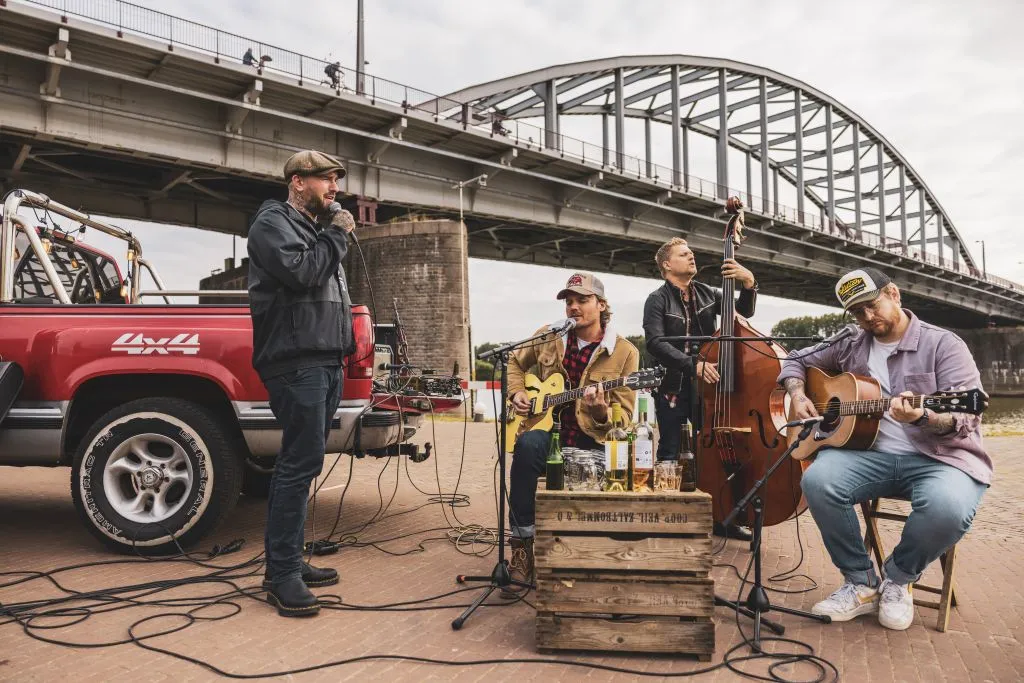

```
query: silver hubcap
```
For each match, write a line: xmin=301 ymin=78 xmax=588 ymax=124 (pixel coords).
xmin=102 ymin=433 xmax=193 ymax=524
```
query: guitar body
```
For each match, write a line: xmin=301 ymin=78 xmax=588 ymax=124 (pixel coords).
xmin=788 ymin=367 xmax=883 ymax=461
xmin=504 ymin=372 xmax=566 ymax=453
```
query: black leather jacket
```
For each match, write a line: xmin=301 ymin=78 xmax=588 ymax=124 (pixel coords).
xmin=643 ymin=280 xmax=757 ymax=396
xmin=247 ymin=200 xmax=355 ymax=381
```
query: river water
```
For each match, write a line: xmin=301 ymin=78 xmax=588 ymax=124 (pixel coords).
xmin=982 ymin=397 xmax=1024 ymax=435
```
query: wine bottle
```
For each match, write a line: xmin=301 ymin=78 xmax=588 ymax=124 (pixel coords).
xmin=603 ymin=403 xmax=629 ymax=491
xmin=631 ymin=395 xmax=654 ymax=492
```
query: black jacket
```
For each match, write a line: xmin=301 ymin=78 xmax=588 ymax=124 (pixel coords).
xmin=643 ymin=280 xmax=757 ymax=396
xmin=247 ymin=200 xmax=355 ymax=381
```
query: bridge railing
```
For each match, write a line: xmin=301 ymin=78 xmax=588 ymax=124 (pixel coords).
xmin=16 ymin=0 xmax=1019 ymax=292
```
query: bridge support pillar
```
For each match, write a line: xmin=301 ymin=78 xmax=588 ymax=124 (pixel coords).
xmin=344 ymin=219 xmax=471 ymax=378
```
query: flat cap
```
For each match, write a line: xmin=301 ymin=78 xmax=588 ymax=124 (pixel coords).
xmin=283 ymin=150 xmax=347 ymax=180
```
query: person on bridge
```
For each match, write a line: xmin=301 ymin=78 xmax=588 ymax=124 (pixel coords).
xmin=780 ymin=267 xmax=990 ymax=631
xmin=642 ymin=236 xmax=758 ymax=541
xmin=503 ymin=272 xmax=639 ymax=597
xmin=247 ymin=149 xmax=357 ymax=617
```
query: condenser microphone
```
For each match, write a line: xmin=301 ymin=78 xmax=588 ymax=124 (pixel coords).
xmin=546 ymin=318 xmax=577 ymax=333
xmin=822 ymin=324 xmax=858 ymax=345
xmin=782 ymin=416 xmax=825 ymax=428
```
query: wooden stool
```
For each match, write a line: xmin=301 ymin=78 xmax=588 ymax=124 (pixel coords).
xmin=860 ymin=498 xmax=958 ymax=632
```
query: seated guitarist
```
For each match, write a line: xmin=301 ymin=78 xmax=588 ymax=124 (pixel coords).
xmin=503 ymin=272 xmax=639 ymax=595
xmin=779 ymin=267 xmax=990 ymax=631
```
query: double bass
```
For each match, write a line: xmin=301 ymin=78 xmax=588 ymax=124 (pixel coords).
xmin=696 ymin=197 xmax=805 ymax=528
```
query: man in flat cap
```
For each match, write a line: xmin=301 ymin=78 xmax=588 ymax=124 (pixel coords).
xmin=247 ymin=149 xmax=357 ymax=617
xmin=502 ymin=272 xmax=639 ymax=596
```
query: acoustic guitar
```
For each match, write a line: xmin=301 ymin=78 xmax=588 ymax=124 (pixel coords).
xmin=787 ymin=366 xmax=989 ymax=461
xmin=504 ymin=367 xmax=665 ymax=452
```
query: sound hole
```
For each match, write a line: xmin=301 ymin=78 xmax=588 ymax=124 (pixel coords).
xmin=821 ymin=397 xmax=842 ymax=432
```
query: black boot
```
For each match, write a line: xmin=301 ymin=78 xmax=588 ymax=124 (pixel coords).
xmin=713 ymin=521 xmax=753 ymax=542
xmin=263 ymin=561 xmax=339 ymax=591
xmin=265 ymin=576 xmax=320 ymax=617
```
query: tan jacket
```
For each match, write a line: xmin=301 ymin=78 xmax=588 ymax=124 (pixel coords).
xmin=507 ymin=322 xmax=640 ymax=443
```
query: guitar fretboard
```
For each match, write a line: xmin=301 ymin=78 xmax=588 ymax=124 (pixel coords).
xmin=543 ymin=378 xmax=626 ymax=409
xmin=836 ymin=395 xmax=924 ymax=416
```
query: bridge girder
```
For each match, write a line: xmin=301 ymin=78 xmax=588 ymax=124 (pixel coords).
xmin=0 ymin=3 xmax=1020 ymax=328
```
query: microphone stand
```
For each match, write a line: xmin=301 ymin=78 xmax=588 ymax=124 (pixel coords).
xmin=720 ymin=421 xmax=832 ymax=649
xmin=451 ymin=325 xmax=567 ymax=630
xmin=664 ymin=333 xmax=833 ymax=638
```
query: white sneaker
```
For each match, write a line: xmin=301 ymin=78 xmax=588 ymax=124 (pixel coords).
xmin=811 ymin=581 xmax=879 ymax=621
xmin=878 ymin=579 xmax=914 ymax=630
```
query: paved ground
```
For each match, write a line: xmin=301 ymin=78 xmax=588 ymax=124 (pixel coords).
xmin=1 ymin=423 xmax=1022 ymax=682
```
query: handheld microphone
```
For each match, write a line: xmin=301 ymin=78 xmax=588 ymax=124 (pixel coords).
xmin=546 ymin=318 xmax=577 ymax=333
xmin=327 ymin=201 xmax=343 ymax=214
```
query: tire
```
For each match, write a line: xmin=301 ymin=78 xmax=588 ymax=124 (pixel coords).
xmin=70 ymin=397 xmax=243 ymax=555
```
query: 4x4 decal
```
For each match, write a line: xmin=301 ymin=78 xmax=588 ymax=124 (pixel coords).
xmin=111 ymin=333 xmax=200 ymax=355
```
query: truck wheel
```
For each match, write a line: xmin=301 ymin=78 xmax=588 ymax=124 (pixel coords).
xmin=70 ymin=398 xmax=242 ymax=555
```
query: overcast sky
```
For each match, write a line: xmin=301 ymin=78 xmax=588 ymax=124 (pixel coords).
xmin=71 ymin=0 xmax=1024 ymax=343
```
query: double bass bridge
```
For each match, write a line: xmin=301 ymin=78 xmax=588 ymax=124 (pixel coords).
xmin=711 ymin=426 xmax=751 ymax=479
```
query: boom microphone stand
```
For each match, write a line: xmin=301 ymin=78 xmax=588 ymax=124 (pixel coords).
xmin=720 ymin=419 xmax=832 ymax=648
xmin=662 ymin=333 xmax=826 ymax=636
xmin=451 ymin=325 xmax=565 ymax=630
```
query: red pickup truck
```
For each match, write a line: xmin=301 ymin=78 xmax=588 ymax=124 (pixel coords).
xmin=0 ymin=189 xmax=461 ymax=553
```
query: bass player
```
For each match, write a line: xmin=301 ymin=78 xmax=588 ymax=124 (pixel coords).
xmin=503 ymin=272 xmax=639 ymax=596
xmin=779 ymin=267 xmax=990 ymax=630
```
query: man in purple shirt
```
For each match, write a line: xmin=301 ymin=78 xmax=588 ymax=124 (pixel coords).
xmin=778 ymin=267 xmax=989 ymax=631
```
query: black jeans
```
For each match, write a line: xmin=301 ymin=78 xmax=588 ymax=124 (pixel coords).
xmin=654 ymin=391 xmax=691 ymax=461
xmin=508 ymin=430 xmax=550 ymax=538
xmin=263 ymin=365 xmax=342 ymax=584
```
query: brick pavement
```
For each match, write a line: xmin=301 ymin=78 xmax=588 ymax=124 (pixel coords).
xmin=1 ymin=425 xmax=1022 ymax=682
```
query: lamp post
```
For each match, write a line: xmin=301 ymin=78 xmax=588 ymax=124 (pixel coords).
xmin=976 ymin=240 xmax=986 ymax=279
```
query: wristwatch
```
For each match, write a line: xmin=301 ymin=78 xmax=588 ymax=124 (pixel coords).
xmin=911 ymin=409 xmax=930 ymax=427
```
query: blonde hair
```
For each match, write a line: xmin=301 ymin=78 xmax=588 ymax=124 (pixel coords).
xmin=655 ymin=237 xmax=688 ymax=277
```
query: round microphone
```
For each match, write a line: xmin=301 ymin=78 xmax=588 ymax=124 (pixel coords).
xmin=327 ymin=201 xmax=343 ymax=214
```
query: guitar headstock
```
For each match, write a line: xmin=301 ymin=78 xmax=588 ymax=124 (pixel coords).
xmin=625 ymin=366 xmax=666 ymax=390
xmin=923 ymin=387 xmax=990 ymax=415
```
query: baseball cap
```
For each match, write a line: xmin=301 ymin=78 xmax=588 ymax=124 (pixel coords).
xmin=556 ymin=272 xmax=605 ymax=300
xmin=283 ymin=150 xmax=347 ymax=180
xmin=835 ymin=267 xmax=892 ymax=310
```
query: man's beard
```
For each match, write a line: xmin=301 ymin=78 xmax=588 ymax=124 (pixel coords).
xmin=303 ymin=194 xmax=327 ymax=218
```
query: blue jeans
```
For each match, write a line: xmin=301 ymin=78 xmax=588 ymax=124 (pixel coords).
xmin=509 ymin=430 xmax=550 ymax=539
xmin=263 ymin=365 xmax=342 ymax=584
xmin=801 ymin=448 xmax=987 ymax=586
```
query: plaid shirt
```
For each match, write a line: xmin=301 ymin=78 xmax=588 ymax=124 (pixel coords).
xmin=559 ymin=332 xmax=602 ymax=449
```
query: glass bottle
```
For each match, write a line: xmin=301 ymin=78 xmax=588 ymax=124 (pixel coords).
xmin=679 ymin=419 xmax=697 ymax=492
xmin=631 ymin=396 xmax=655 ymax=492
xmin=603 ymin=403 xmax=629 ymax=491
xmin=545 ymin=422 xmax=564 ymax=491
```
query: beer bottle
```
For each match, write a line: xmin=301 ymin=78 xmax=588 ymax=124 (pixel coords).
xmin=679 ymin=419 xmax=697 ymax=492
xmin=545 ymin=422 xmax=564 ymax=491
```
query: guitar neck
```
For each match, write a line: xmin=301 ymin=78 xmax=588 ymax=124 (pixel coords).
xmin=839 ymin=395 xmax=923 ymax=416
xmin=545 ymin=378 xmax=625 ymax=409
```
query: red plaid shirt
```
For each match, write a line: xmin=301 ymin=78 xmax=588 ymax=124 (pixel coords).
xmin=558 ymin=332 xmax=602 ymax=449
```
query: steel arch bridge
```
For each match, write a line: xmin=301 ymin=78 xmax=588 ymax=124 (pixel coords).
xmin=437 ymin=56 xmax=978 ymax=280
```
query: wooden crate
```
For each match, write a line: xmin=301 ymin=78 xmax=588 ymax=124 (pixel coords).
xmin=534 ymin=488 xmax=715 ymax=660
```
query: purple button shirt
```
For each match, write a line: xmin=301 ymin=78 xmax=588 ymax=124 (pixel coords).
xmin=777 ymin=310 xmax=992 ymax=485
